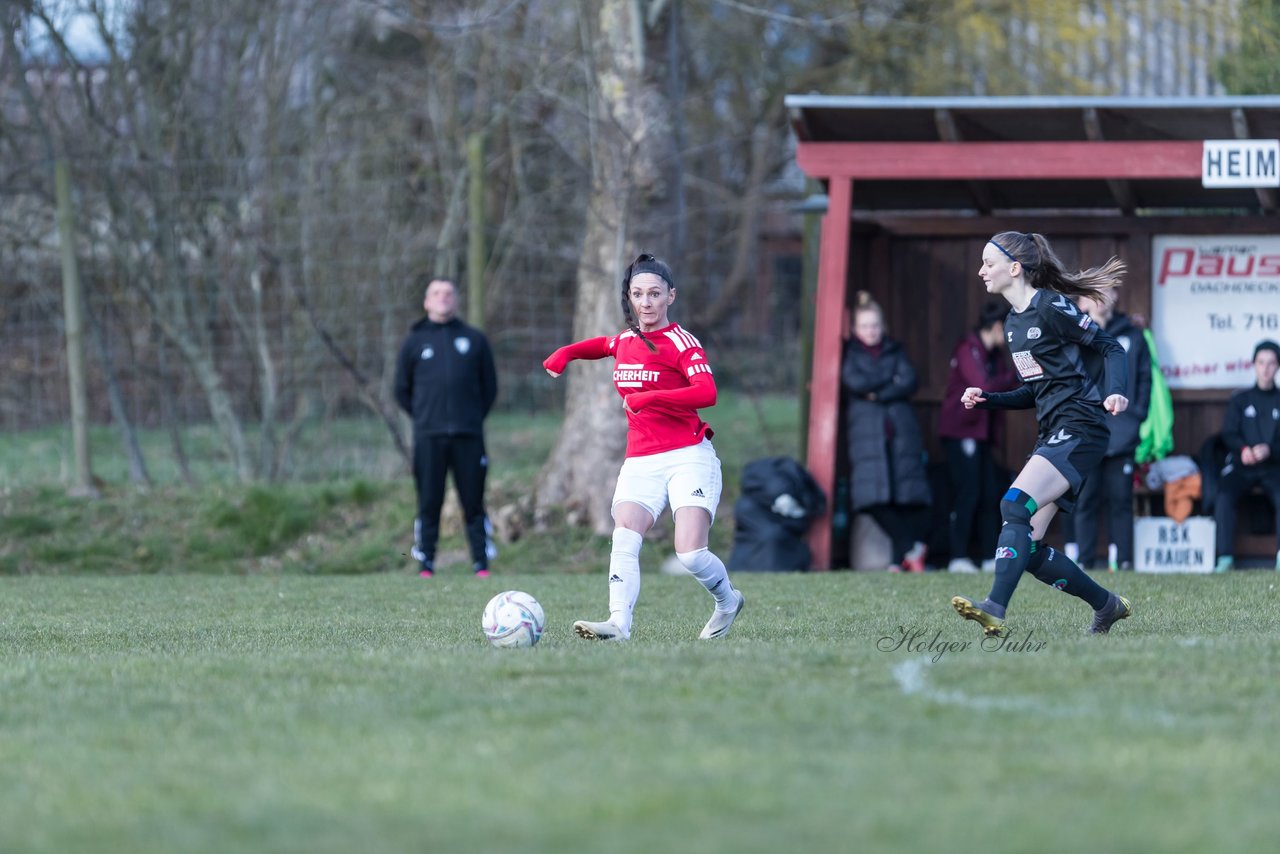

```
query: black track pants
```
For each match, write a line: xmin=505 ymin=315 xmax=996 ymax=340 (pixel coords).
xmin=413 ymin=434 xmax=489 ymax=568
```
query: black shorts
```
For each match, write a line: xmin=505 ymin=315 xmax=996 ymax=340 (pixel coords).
xmin=1031 ymin=420 xmax=1110 ymax=514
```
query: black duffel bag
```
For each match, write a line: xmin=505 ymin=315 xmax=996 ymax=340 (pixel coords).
xmin=728 ymin=457 xmax=826 ymax=572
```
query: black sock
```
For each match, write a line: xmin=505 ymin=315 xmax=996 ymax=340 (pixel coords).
xmin=1025 ymin=542 xmax=1111 ymax=611
xmin=976 ymin=544 xmax=1047 ymax=620
xmin=988 ymin=520 xmax=1033 ymax=610
xmin=1023 ymin=539 xmax=1047 ymax=575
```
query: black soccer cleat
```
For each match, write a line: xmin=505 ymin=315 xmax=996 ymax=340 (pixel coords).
xmin=1088 ymin=594 xmax=1132 ymax=635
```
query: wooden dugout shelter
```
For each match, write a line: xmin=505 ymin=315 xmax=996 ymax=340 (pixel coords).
xmin=788 ymin=95 xmax=1280 ymax=570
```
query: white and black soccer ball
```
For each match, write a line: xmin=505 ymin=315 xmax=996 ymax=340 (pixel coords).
xmin=482 ymin=590 xmax=545 ymax=648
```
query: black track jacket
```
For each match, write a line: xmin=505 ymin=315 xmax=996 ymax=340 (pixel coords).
xmin=394 ymin=316 xmax=497 ymax=437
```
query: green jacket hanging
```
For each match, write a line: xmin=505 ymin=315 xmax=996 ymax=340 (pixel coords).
xmin=1136 ymin=328 xmax=1174 ymax=464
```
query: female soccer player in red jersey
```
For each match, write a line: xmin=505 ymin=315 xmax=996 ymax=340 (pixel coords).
xmin=543 ymin=254 xmax=744 ymax=641
xmin=952 ymin=232 xmax=1133 ymax=638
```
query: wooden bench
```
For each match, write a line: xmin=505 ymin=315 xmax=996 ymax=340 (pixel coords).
xmin=1133 ymin=482 xmax=1275 ymax=565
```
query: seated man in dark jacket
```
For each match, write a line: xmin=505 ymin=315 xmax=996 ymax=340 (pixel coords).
xmin=1213 ymin=339 xmax=1280 ymax=572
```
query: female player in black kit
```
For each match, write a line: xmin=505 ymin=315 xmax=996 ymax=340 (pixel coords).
xmin=952 ymin=231 xmax=1133 ymax=637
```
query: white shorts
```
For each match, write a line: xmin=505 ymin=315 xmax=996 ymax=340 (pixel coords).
xmin=612 ymin=438 xmax=722 ymax=526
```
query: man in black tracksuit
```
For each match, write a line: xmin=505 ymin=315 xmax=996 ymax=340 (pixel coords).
xmin=1071 ymin=297 xmax=1152 ymax=570
xmin=1213 ymin=339 xmax=1280 ymax=572
xmin=394 ymin=278 xmax=498 ymax=577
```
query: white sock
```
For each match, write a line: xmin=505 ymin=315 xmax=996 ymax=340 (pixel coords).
xmin=608 ymin=528 xmax=643 ymax=634
xmin=677 ymin=548 xmax=737 ymax=611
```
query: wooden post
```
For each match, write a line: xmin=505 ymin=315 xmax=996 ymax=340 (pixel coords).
xmin=54 ymin=158 xmax=97 ymax=497
xmin=805 ymin=177 xmax=852 ymax=570
xmin=797 ymin=182 xmax=825 ymax=462
xmin=467 ymin=132 xmax=486 ymax=329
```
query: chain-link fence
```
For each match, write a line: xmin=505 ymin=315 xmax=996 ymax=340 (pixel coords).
xmin=1 ymin=153 xmax=805 ymax=441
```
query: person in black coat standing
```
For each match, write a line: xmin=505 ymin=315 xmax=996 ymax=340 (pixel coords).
xmin=841 ymin=290 xmax=932 ymax=572
xmin=1069 ymin=295 xmax=1152 ymax=571
xmin=394 ymin=277 xmax=498 ymax=578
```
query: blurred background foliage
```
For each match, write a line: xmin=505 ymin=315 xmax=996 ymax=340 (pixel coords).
xmin=0 ymin=0 xmax=1272 ymax=488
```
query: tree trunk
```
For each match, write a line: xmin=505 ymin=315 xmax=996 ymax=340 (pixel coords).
xmin=691 ymin=123 xmax=773 ymax=328
xmin=182 ymin=340 xmax=255 ymax=484
xmin=157 ymin=338 xmax=195 ymax=487
xmin=54 ymin=159 xmax=98 ymax=497
xmin=249 ymin=269 xmax=280 ymax=480
xmin=87 ymin=301 xmax=152 ymax=486
xmin=534 ymin=191 xmax=630 ymax=534
xmin=534 ymin=0 xmax=672 ymax=535
xmin=140 ymin=258 xmax=256 ymax=483
xmin=467 ymin=131 xmax=487 ymax=329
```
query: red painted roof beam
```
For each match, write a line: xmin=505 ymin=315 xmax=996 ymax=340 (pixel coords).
xmin=796 ymin=141 xmax=1204 ymax=180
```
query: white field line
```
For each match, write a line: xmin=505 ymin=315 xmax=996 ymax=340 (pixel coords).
xmin=889 ymin=657 xmax=1179 ymax=727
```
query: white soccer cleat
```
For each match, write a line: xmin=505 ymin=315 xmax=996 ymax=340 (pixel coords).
xmin=947 ymin=558 xmax=979 ymax=574
xmin=573 ymin=619 xmax=629 ymax=641
xmin=698 ymin=591 xmax=745 ymax=640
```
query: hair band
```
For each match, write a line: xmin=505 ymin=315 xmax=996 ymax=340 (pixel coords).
xmin=992 ymin=241 xmax=1020 ymax=264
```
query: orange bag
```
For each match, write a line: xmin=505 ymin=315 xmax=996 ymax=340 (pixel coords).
xmin=1163 ymin=473 xmax=1203 ymax=524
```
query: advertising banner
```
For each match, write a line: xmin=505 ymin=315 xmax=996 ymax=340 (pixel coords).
xmin=1151 ymin=235 xmax=1280 ymax=389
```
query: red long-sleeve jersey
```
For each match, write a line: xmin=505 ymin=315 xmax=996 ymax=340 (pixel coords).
xmin=544 ymin=322 xmax=716 ymax=457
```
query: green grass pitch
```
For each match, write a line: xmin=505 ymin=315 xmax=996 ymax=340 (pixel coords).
xmin=3 ymin=570 xmax=1279 ymax=853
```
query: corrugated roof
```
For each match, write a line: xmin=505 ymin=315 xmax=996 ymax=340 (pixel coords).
xmin=786 ymin=95 xmax=1280 ymax=213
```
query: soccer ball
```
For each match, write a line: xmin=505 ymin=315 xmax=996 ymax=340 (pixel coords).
xmin=482 ymin=590 xmax=545 ymax=648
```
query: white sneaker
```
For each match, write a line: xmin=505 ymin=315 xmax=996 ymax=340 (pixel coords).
xmin=699 ymin=591 xmax=745 ymax=640
xmin=573 ymin=619 xmax=629 ymax=641
xmin=947 ymin=558 xmax=979 ymax=574
xmin=981 ymin=559 xmax=996 ymax=573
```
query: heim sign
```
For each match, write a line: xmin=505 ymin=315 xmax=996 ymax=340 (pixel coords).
xmin=1202 ymin=139 xmax=1280 ymax=188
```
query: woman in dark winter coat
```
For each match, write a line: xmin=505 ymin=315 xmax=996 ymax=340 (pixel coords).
xmin=841 ymin=291 xmax=932 ymax=572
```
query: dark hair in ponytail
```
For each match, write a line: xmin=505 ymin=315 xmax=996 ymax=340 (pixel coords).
xmin=620 ymin=253 xmax=673 ymax=353
xmin=990 ymin=231 xmax=1124 ymax=305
